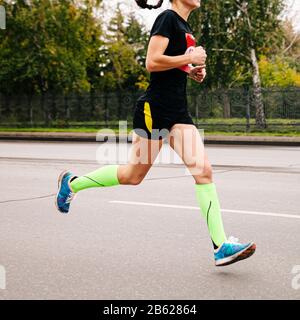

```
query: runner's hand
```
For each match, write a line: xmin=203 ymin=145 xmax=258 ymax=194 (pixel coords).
xmin=190 ymin=46 xmax=207 ymax=65
xmin=189 ymin=65 xmax=206 ymax=83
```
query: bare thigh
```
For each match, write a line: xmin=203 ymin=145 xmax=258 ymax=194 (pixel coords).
xmin=167 ymin=124 xmax=213 ymax=184
xmin=118 ymin=132 xmax=163 ymax=185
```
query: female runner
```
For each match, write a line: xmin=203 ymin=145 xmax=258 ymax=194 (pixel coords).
xmin=55 ymin=0 xmax=256 ymax=267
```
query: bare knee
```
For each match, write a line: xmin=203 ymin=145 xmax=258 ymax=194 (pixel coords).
xmin=118 ymin=166 xmax=146 ymax=185
xmin=126 ymin=175 xmax=144 ymax=185
xmin=193 ymin=164 xmax=213 ymax=184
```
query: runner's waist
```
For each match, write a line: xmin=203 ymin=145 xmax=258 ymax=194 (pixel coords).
xmin=136 ymin=93 xmax=188 ymax=117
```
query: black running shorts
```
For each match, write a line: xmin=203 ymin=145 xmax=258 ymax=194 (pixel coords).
xmin=133 ymin=99 xmax=195 ymax=140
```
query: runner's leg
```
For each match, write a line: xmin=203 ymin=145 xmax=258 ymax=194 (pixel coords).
xmin=167 ymin=123 xmax=226 ymax=248
xmin=70 ymin=132 xmax=163 ymax=192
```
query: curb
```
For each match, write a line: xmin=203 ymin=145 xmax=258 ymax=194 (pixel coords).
xmin=0 ymin=132 xmax=300 ymax=146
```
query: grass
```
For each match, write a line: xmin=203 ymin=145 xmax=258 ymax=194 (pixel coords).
xmin=204 ymin=131 xmax=300 ymax=137
xmin=0 ymin=127 xmax=100 ymax=133
xmin=0 ymin=127 xmax=300 ymax=137
xmin=0 ymin=118 xmax=299 ymax=136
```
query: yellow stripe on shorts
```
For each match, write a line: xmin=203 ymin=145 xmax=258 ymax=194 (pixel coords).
xmin=143 ymin=101 xmax=153 ymax=133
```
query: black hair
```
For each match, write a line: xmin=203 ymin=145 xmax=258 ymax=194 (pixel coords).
xmin=135 ymin=0 xmax=170 ymax=10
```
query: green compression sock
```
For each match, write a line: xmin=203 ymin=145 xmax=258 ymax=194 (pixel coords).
xmin=70 ymin=165 xmax=120 ymax=193
xmin=195 ymin=183 xmax=227 ymax=248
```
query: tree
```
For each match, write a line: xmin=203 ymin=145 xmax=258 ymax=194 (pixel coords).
xmin=125 ymin=12 xmax=149 ymax=90
xmin=278 ymin=19 xmax=300 ymax=72
xmin=101 ymin=4 xmax=149 ymax=92
xmin=259 ymin=55 xmax=300 ymax=87
xmin=0 ymin=0 xmax=103 ymax=95
xmin=189 ymin=0 xmax=284 ymax=128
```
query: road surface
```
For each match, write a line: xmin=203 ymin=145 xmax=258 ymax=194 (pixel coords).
xmin=0 ymin=141 xmax=299 ymax=299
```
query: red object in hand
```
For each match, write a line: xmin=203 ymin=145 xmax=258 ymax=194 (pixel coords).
xmin=178 ymin=33 xmax=196 ymax=73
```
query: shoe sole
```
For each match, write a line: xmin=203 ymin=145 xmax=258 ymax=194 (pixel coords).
xmin=54 ymin=170 xmax=69 ymax=214
xmin=215 ymin=243 xmax=256 ymax=267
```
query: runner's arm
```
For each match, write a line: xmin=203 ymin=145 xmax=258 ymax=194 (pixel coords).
xmin=146 ymin=35 xmax=192 ymax=72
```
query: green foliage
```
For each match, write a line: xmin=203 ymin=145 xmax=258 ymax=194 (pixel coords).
xmin=259 ymin=55 xmax=300 ymax=87
xmin=0 ymin=0 xmax=299 ymax=98
xmin=101 ymin=5 xmax=149 ymax=91
xmin=0 ymin=0 xmax=103 ymax=94
xmin=189 ymin=0 xmax=286 ymax=89
xmin=279 ymin=19 xmax=300 ymax=72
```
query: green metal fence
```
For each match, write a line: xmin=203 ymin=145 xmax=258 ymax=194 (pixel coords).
xmin=0 ymin=87 xmax=299 ymax=132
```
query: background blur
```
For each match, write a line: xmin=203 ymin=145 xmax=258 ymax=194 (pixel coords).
xmin=0 ymin=0 xmax=299 ymax=134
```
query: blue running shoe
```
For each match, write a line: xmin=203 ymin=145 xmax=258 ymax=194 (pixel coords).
xmin=55 ymin=170 xmax=77 ymax=214
xmin=214 ymin=236 xmax=256 ymax=267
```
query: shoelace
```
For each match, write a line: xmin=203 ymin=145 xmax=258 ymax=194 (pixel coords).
xmin=227 ymin=236 xmax=239 ymax=244
xmin=215 ymin=236 xmax=242 ymax=254
xmin=66 ymin=192 xmax=76 ymax=204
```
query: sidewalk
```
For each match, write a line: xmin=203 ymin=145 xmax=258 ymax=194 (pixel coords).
xmin=0 ymin=131 xmax=300 ymax=146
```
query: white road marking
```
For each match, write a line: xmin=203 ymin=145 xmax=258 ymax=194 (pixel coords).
xmin=109 ymin=200 xmax=300 ymax=220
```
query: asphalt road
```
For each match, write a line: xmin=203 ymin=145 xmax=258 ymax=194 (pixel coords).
xmin=0 ymin=141 xmax=299 ymax=299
